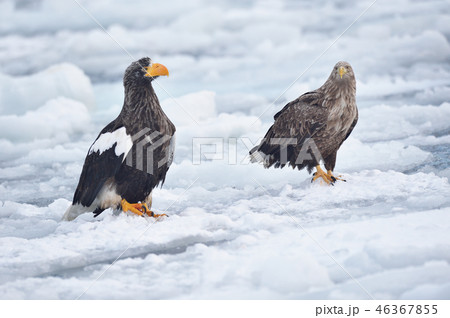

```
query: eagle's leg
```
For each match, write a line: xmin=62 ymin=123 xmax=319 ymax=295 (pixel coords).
xmin=312 ymin=165 xmax=333 ymax=185
xmin=327 ymin=170 xmax=346 ymax=182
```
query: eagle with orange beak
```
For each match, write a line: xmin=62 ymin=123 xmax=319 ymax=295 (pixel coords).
xmin=63 ymin=57 xmax=175 ymax=221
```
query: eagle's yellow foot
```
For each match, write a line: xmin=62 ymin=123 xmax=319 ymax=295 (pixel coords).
xmin=121 ymin=199 xmax=167 ymax=218
xmin=327 ymin=170 xmax=346 ymax=183
xmin=121 ymin=199 xmax=144 ymax=216
xmin=140 ymin=202 xmax=168 ymax=218
xmin=311 ymin=165 xmax=334 ymax=185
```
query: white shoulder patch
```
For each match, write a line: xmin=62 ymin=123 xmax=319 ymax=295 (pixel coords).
xmin=88 ymin=127 xmax=133 ymax=160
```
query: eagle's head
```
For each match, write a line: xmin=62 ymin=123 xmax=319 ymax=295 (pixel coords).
xmin=330 ymin=61 xmax=355 ymax=82
xmin=123 ymin=57 xmax=169 ymax=87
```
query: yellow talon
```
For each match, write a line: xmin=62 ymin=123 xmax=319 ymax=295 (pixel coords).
xmin=311 ymin=165 xmax=347 ymax=185
xmin=312 ymin=165 xmax=332 ymax=185
xmin=139 ymin=202 xmax=168 ymax=218
xmin=121 ymin=199 xmax=144 ymax=216
xmin=121 ymin=199 xmax=168 ymax=218
xmin=327 ymin=170 xmax=346 ymax=182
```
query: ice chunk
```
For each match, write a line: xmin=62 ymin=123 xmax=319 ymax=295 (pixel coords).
xmin=0 ymin=63 xmax=95 ymax=115
xmin=0 ymin=97 xmax=91 ymax=142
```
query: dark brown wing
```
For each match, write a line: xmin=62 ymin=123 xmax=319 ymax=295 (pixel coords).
xmin=274 ymin=91 xmax=322 ymax=120
xmin=251 ymin=90 xmax=328 ymax=172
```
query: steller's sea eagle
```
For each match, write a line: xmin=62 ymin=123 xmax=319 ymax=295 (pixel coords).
xmin=250 ymin=61 xmax=358 ymax=184
xmin=62 ymin=57 xmax=175 ymax=221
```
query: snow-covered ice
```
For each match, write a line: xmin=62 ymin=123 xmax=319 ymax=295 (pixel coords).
xmin=0 ymin=0 xmax=449 ymax=299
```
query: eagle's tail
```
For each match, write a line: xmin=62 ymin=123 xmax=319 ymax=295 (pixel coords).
xmin=61 ymin=203 xmax=89 ymax=221
xmin=249 ymin=135 xmax=318 ymax=172
xmin=249 ymin=145 xmax=271 ymax=167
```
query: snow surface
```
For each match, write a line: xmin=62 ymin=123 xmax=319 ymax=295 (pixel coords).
xmin=0 ymin=0 xmax=450 ymax=299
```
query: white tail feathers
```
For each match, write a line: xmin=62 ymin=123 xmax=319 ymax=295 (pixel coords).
xmin=61 ymin=204 xmax=88 ymax=221
xmin=249 ymin=149 xmax=264 ymax=163
xmin=249 ymin=147 xmax=271 ymax=167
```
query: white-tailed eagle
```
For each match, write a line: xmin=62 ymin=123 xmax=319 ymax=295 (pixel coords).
xmin=250 ymin=61 xmax=358 ymax=184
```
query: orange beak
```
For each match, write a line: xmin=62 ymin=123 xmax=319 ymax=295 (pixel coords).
xmin=144 ymin=63 xmax=169 ymax=77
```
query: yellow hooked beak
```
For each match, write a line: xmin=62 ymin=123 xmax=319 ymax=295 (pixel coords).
xmin=338 ymin=66 xmax=347 ymax=79
xmin=144 ymin=63 xmax=169 ymax=77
